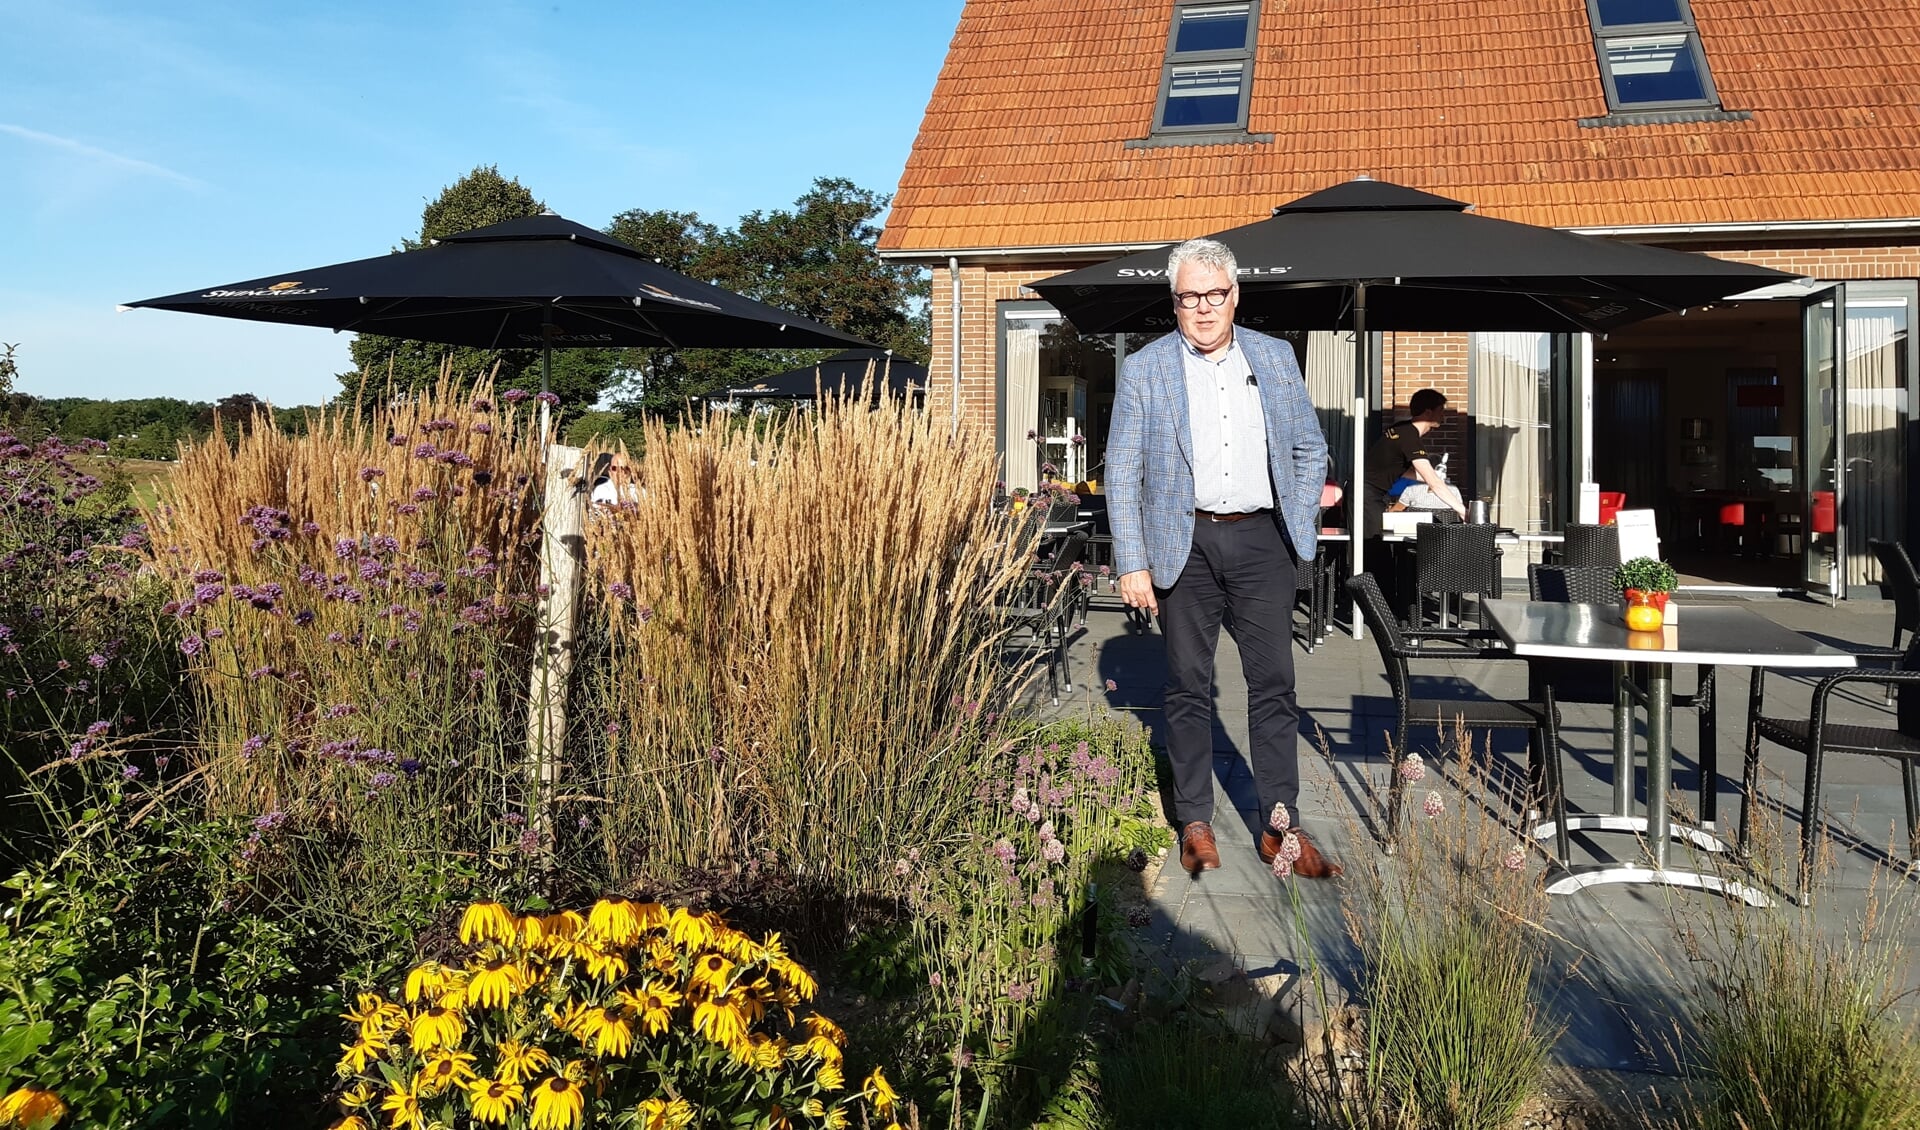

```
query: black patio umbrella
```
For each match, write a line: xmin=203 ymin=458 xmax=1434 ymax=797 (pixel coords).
xmin=1030 ymin=179 xmax=1796 ymax=337
xmin=124 ymin=214 xmax=873 ymax=414
xmin=725 ymin=348 xmax=926 ymax=402
xmin=1030 ymin=178 xmax=1800 ymax=635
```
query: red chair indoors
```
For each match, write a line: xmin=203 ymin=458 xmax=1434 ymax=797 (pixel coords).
xmin=1598 ymin=491 xmax=1627 ymax=525
xmin=1719 ymin=502 xmax=1749 ymax=555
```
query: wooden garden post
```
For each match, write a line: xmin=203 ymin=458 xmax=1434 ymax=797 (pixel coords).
xmin=527 ymin=443 xmax=587 ymax=852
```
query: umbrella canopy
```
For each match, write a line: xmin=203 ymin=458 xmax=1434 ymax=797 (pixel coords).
xmin=1030 ymin=179 xmax=1797 ymax=336
xmin=124 ymin=214 xmax=873 ymax=351
xmin=725 ymin=349 xmax=927 ymax=401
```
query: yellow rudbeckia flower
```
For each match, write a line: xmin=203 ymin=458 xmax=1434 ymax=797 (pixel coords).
xmin=404 ymin=962 xmax=454 ymax=1004
xmin=327 ymin=1117 xmax=370 ymax=1130
xmin=414 ymin=1049 xmax=479 ymax=1097
xmin=528 ymin=1077 xmax=585 ymax=1130
xmin=337 ymin=1031 xmax=390 ymax=1074
xmin=748 ymin=1034 xmax=786 ymax=1071
xmin=380 ymin=1081 xmax=423 ymax=1130
xmin=409 ymin=1005 xmax=466 ymax=1053
xmin=815 ymin=1060 xmax=845 ymax=1092
xmin=688 ymin=951 xmax=734 ymax=995
xmin=666 ymin=907 xmax=714 ymax=950
xmin=803 ymin=1014 xmax=846 ymax=1046
xmin=0 ymin=1086 xmax=67 ymax=1130
xmin=636 ymin=1096 xmax=695 ymax=1130
xmin=823 ymin=1105 xmax=850 ymax=1130
xmin=691 ymin=995 xmax=748 ymax=1049
xmin=465 ymin=1077 xmax=525 ymax=1125
xmin=582 ymin=947 xmax=629 ymax=983
xmin=574 ymin=1004 xmax=636 ymax=1058
xmin=339 ymin=1080 xmax=377 ymax=1110
xmin=459 ymin=901 xmax=518 ymax=947
xmin=775 ymin=956 xmax=819 ymax=1001
xmin=587 ymin=897 xmax=643 ymax=946
xmin=863 ymin=1066 xmax=899 ymax=1114
xmin=495 ymin=1039 xmax=553 ymax=1085
xmin=465 ymin=958 xmax=527 ymax=1009
xmin=617 ymin=983 xmax=681 ymax=1037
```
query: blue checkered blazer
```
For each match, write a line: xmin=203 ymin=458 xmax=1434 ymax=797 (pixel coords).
xmin=1106 ymin=327 xmax=1328 ymax=586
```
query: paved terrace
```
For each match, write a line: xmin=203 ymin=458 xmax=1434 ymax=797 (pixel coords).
xmin=1039 ymin=587 xmax=1920 ymax=1073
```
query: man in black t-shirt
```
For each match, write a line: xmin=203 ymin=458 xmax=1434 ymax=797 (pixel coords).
xmin=1362 ymin=388 xmax=1464 ymax=533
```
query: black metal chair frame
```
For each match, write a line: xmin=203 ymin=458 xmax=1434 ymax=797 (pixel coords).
xmin=1347 ymin=572 xmax=1564 ymax=852
xmin=1002 ymin=528 xmax=1090 ymax=705
xmin=1869 ymin=538 xmax=1920 ymax=653
xmin=1552 ymin=522 xmax=1621 ymax=570
xmin=1742 ymin=659 xmax=1920 ymax=905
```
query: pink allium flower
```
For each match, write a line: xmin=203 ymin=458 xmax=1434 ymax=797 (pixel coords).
xmin=1104 ymin=678 xmax=1117 ymax=692
xmin=1269 ymin=803 xmax=1291 ymax=833
xmin=1399 ymin=752 xmax=1427 ymax=783
xmin=1042 ymin=839 xmax=1066 ymax=864
xmin=1271 ymin=854 xmax=1293 ymax=879
xmin=1502 ymin=843 xmax=1527 ymax=871
xmin=1422 ymin=791 xmax=1445 ymax=818
xmin=893 ymin=858 xmax=912 ymax=877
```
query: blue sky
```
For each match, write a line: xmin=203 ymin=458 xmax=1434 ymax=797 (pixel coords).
xmin=0 ymin=1 xmax=963 ymax=406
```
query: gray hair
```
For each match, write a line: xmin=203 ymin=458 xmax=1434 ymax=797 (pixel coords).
xmin=1166 ymin=238 xmax=1238 ymax=293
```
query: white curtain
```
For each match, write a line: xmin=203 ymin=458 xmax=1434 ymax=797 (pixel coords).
xmin=1843 ymin=304 xmax=1907 ymax=588
xmin=1304 ymin=331 xmax=1355 ymax=486
xmin=1472 ymin=333 xmax=1554 ymax=570
xmin=1004 ymin=325 xmax=1041 ymax=493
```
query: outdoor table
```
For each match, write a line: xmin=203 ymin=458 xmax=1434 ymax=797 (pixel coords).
xmin=1479 ymin=599 xmax=1856 ymax=906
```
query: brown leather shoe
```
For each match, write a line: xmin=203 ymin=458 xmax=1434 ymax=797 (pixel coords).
xmin=1260 ymin=827 xmax=1343 ymax=879
xmin=1179 ymin=821 xmax=1222 ymax=873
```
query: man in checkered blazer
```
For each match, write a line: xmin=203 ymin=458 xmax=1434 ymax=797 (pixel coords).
xmin=1106 ymin=238 xmax=1339 ymax=880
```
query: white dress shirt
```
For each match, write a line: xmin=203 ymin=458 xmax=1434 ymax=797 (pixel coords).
xmin=1182 ymin=335 xmax=1272 ymax=513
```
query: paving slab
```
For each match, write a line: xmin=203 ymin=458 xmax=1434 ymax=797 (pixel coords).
xmin=1038 ymin=588 xmax=1920 ymax=1070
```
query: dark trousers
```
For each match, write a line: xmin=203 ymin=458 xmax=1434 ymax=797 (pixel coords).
xmin=1158 ymin=514 xmax=1300 ymax=829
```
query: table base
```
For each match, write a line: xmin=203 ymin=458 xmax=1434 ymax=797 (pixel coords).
xmin=1545 ymin=864 xmax=1772 ymax=907
xmin=1531 ymin=814 xmax=1727 ymax=854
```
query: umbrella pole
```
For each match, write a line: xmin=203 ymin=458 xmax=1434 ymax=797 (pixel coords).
xmin=538 ymin=342 xmax=553 ymax=448
xmin=1349 ymin=282 xmax=1369 ymax=639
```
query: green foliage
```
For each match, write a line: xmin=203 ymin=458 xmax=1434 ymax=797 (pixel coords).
xmin=0 ymin=778 xmax=350 ymax=1127
xmin=1681 ymin=882 xmax=1920 ymax=1130
xmin=1325 ymin=732 xmax=1555 ymax=1130
xmin=0 ymin=343 xmax=16 ymax=397
xmin=604 ymin=178 xmax=930 ymax=416
xmin=1032 ymin=1020 xmax=1299 ymax=1130
xmin=0 ymin=432 xmax=186 ymax=862
xmin=1612 ymin=555 xmax=1678 ymax=594
xmin=841 ymin=920 xmax=926 ymax=1000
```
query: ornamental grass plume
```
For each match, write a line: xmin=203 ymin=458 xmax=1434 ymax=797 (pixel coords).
xmin=1317 ymin=724 xmax=1555 ymax=1129
xmin=140 ymin=373 xmax=546 ymax=959
xmin=328 ymin=898 xmax=898 ymax=1129
xmin=580 ymin=392 xmax=1034 ymax=901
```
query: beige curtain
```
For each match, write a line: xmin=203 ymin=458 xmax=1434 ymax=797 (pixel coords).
xmin=1004 ymin=324 xmax=1041 ymax=493
xmin=1472 ymin=333 xmax=1554 ymax=571
xmin=1304 ymin=331 xmax=1355 ymax=487
xmin=1843 ymin=304 xmax=1907 ymax=588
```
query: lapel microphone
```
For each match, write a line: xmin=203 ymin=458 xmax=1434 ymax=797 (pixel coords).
xmin=1246 ymin=372 xmax=1258 ymax=386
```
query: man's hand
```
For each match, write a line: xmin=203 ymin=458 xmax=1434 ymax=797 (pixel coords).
xmin=1118 ymin=570 xmax=1158 ymax=616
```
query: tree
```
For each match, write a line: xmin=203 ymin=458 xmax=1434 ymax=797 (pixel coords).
xmin=0 ymin=343 xmax=17 ymax=398
xmin=340 ymin=167 xmax=622 ymax=412
xmin=602 ymin=178 xmax=930 ymax=416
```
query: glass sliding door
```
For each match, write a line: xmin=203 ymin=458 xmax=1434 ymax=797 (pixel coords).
xmin=1802 ymin=287 xmax=1843 ymax=598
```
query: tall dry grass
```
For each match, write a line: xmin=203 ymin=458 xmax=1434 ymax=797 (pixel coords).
xmin=141 ymin=377 xmax=548 ymax=951
xmin=581 ymin=393 xmax=1034 ymax=896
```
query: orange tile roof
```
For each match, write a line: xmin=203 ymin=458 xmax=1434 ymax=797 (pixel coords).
xmin=880 ymin=0 xmax=1920 ymax=253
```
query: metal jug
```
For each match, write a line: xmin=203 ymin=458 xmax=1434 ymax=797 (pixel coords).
xmin=1467 ymin=499 xmax=1490 ymax=525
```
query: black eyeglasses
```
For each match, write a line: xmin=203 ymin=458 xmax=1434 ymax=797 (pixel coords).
xmin=1173 ymin=288 xmax=1233 ymax=310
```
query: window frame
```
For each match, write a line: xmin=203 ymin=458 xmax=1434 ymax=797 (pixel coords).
xmin=1151 ymin=1 xmax=1262 ymax=137
xmin=1584 ymin=0 xmax=1722 ymax=113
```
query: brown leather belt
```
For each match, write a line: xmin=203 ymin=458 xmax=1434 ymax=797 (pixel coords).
xmin=1194 ymin=508 xmax=1271 ymax=523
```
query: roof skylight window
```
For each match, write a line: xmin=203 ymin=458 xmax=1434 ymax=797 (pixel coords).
xmin=1152 ymin=2 xmax=1261 ymax=135
xmin=1585 ymin=0 xmax=1721 ymax=112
